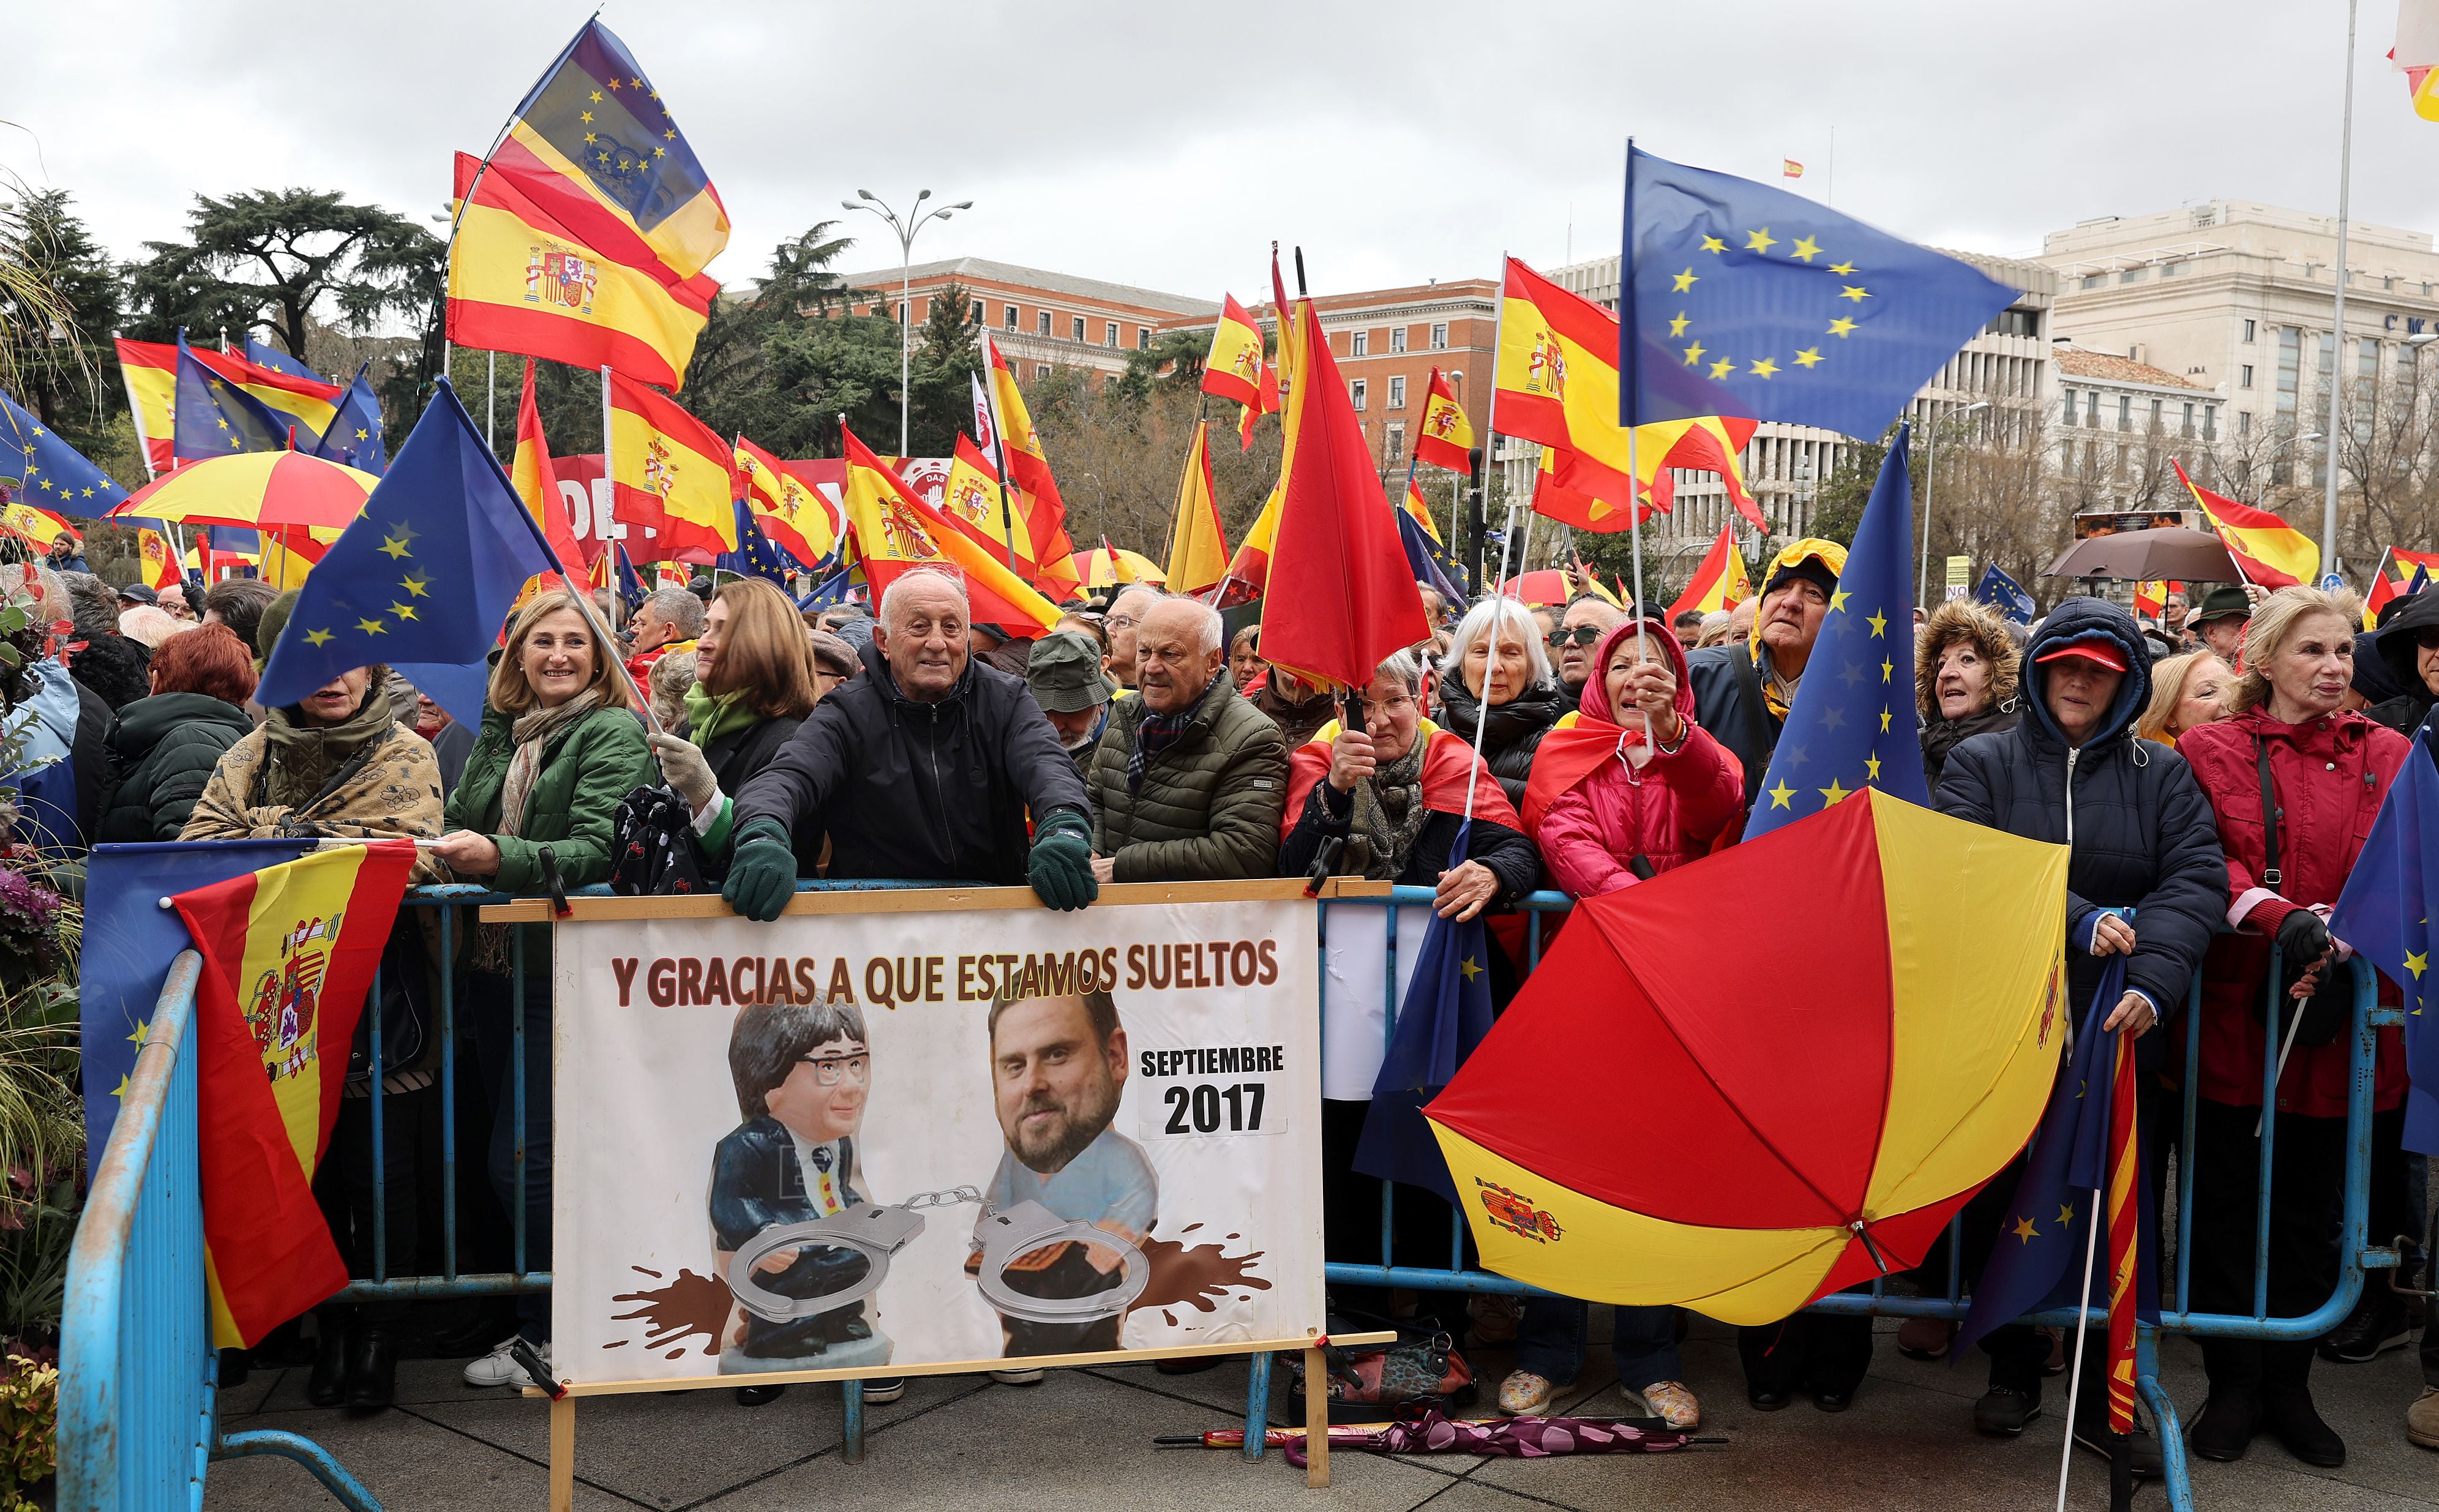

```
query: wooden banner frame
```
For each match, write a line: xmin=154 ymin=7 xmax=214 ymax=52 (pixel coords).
xmin=520 ymin=877 xmax=1392 ymax=1503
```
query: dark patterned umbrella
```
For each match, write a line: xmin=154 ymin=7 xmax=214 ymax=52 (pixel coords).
xmin=1275 ymin=1409 xmax=1715 ymax=1466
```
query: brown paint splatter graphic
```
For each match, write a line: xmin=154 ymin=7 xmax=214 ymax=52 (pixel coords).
xmin=609 ymin=1265 xmax=733 ymax=1357
xmin=1131 ymin=1222 xmax=1270 ymax=1319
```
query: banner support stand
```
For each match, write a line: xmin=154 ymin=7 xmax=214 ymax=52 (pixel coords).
xmin=1302 ymin=1345 xmax=1332 ymax=1486
xmin=548 ymin=1395 xmax=574 ymax=1512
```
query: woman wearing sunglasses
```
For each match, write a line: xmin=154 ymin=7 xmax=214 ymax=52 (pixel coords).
xmin=2364 ymin=589 xmax=2439 ymax=739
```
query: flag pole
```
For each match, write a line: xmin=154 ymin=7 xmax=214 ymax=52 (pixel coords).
xmin=1621 ymin=140 xmax=1650 ymax=664
xmin=980 ymin=358 xmax=1023 ymax=574
xmin=2056 ymin=1176 xmax=2108 ymax=1512
xmin=487 ymin=351 xmax=498 ymax=454
xmin=2318 ymin=0 xmax=2361 ymax=582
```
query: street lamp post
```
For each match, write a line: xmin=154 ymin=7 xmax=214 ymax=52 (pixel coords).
xmin=1917 ymin=399 xmax=1990 ymax=605
xmin=842 ymin=188 xmax=973 ymax=455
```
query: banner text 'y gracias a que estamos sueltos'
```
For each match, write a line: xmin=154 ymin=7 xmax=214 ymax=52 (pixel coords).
xmin=552 ymin=895 xmax=1325 ymax=1385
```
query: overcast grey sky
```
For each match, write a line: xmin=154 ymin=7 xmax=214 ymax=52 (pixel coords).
xmin=8 ymin=1 xmax=2433 ymax=303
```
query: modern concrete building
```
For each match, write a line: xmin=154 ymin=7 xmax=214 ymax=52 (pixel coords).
xmin=2042 ymin=200 xmax=2439 ymax=495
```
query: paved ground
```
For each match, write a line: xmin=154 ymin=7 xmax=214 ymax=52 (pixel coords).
xmin=203 ymin=1312 xmax=2433 ymax=1512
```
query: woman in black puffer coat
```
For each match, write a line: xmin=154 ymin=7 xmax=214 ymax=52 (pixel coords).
xmin=94 ymin=623 xmax=258 ymax=842
xmin=1434 ymin=597 xmax=1568 ymax=807
xmin=2364 ymin=588 xmax=2439 ymax=738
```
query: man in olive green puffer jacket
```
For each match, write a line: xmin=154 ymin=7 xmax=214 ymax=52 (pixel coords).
xmin=1085 ymin=599 xmax=1287 ymax=883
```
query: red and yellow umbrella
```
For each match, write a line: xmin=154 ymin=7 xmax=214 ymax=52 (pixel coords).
xmin=1426 ymin=790 xmax=2068 ymax=1324
xmin=1069 ymin=544 xmax=1166 ymax=590
xmin=108 ymin=452 xmax=374 ymax=535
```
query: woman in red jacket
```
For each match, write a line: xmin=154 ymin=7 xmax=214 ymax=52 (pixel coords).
xmin=2176 ymin=586 xmax=2410 ymax=1469
xmin=1525 ymin=618 xmax=1744 ymax=896
xmin=1494 ymin=619 xmax=1740 ymax=1428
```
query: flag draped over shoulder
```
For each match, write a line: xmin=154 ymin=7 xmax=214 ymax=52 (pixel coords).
xmin=176 ymin=840 xmax=417 ymax=1348
xmin=1164 ymin=419 xmax=1229 ymax=596
xmin=1745 ymin=429 xmax=1925 ymax=839
xmin=448 ymin=152 xmax=722 ymax=393
xmin=500 ymin=18 xmax=730 ymax=282
xmin=1619 ymin=144 xmax=2019 ymax=438
xmin=839 ymin=422 xmax=1062 ymax=634
xmin=256 ymin=382 xmax=571 ymax=728
xmin=2331 ymin=727 xmax=2439 ymax=1154
xmin=1413 ymin=366 xmax=1474 ymax=473
xmin=2174 ymin=459 xmax=2318 ymax=587
xmin=1665 ymin=524 xmax=1751 ymax=623
xmin=1259 ymin=297 xmax=1429 ymax=691
xmin=0 ymin=389 xmax=129 ymax=513
xmin=606 ymin=372 xmax=738 ymax=556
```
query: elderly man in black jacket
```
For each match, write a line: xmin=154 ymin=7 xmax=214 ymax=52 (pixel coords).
xmin=1935 ymin=594 xmax=2225 ymax=1460
xmin=723 ymin=570 xmax=1096 ymax=919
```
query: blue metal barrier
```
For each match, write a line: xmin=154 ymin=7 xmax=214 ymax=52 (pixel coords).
xmin=1319 ymin=887 xmax=2403 ymax=1512
xmin=60 ymin=880 xmax=2407 ymax=1508
xmin=59 ymin=951 xmax=379 ymax=1512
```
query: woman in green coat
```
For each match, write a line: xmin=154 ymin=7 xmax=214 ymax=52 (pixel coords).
xmin=432 ymin=591 xmax=654 ymax=1388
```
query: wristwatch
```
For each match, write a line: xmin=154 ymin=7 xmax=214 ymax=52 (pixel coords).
xmin=970 ymin=1200 xmax=1150 ymax=1326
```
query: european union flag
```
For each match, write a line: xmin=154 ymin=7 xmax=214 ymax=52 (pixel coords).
xmin=1976 ymin=563 xmax=2037 ymax=624
xmin=257 ymin=380 xmax=563 ymax=729
xmin=614 ymin=542 xmax=648 ymax=613
xmin=174 ymin=331 xmax=291 ymax=461
xmin=0 ymin=389 xmax=129 ymax=514
xmin=310 ymin=363 xmax=388 ymax=474
xmin=242 ymin=337 xmax=328 ymax=384
xmin=717 ymin=496 xmax=793 ymax=586
xmin=795 ymin=566 xmax=858 ymax=612
xmin=1398 ymin=506 xmax=1464 ymax=604
xmin=1745 ymin=428 xmax=1926 ymax=840
xmin=1357 ymin=823 xmax=1497 ymax=1202
xmin=1619 ymin=146 xmax=2019 ymax=440
xmin=2331 ymin=727 xmax=2439 ymax=1153
xmin=78 ymin=840 xmax=315 ymax=1159
xmin=1955 ymin=952 xmax=2160 ymax=1358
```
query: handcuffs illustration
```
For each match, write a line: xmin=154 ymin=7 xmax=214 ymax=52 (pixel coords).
xmin=728 ymin=1186 xmax=1150 ymax=1327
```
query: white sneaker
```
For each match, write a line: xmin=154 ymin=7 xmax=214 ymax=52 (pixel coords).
xmin=463 ymin=1336 xmax=548 ymax=1389
xmin=859 ymin=1377 xmax=907 ymax=1404
xmin=989 ymin=1368 xmax=1046 ymax=1386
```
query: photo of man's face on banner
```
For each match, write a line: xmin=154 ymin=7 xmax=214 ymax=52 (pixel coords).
xmin=553 ymin=897 xmax=1324 ymax=1387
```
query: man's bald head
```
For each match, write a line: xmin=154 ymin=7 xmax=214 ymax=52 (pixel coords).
xmin=1136 ymin=598 xmax=1226 ymax=714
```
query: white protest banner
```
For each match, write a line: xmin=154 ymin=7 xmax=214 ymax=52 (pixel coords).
xmin=549 ymin=888 xmax=1327 ymax=1387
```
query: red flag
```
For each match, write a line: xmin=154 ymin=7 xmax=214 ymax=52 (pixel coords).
xmin=511 ymin=358 xmax=588 ymax=584
xmin=175 ymin=840 xmax=416 ymax=1347
xmin=1259 ymin=297 xmax=1429 ymax=692
xmin=2103 ymin=1022 xmax=2141 ymax=1434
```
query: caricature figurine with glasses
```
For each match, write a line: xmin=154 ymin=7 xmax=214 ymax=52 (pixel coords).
xmin=709 ymin=1000 xmax=896 ymax=1372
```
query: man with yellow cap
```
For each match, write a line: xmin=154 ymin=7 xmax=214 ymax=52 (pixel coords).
xmin=1684 ymin=538 xmax=1848 ymax=814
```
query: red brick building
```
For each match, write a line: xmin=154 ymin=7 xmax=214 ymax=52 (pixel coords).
xmin=832 ymin=255 xmax=1218 ymax=384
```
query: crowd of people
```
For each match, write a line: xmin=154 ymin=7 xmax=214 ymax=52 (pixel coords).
xmin=2 ymin=530 xmax=2433 ymax=1469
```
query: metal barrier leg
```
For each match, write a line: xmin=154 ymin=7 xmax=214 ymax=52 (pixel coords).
xmin=2133 ymin=1330 xmax=2192 ymax=1512
xmin=214 ymin=1429 xmax=383 ymax=1512
xmin=1241 ymin=1350 xmax=1273 ymax=1461
xmin=842 ymin=1379 xmax=866 ymax=1463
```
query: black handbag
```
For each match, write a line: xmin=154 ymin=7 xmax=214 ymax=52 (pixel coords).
xmin=349 ymin=913 xmax=432 ymax=1083
xmin=2251 ymin=736 xmax=2347 ymax=1048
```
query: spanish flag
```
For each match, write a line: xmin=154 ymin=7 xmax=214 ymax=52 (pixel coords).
xmin=1401 ymin=476 xmax=1444 ymax=546
xmin=1664 ymin=523 xmax=1752 ymax=624
xmin=1496 ymin=257 xmax=1762 ymax=526
xmin=448 ymin=153 xmax=720 ymax=394
xmin=981 ymin=334 xmax=1079 ymax=594
xmin=736 ymin=435 xmax=837 ymax=569
xmin=935 ymin=433 xmax=1040 ymax=581
xmin=1259 ymin=296 xmax=1429 ymax=691
xmin=137 ymin=526 xmax=182 ymax=591
xmin=2131 ymin=579 xmax=2178 ymax=621
xmin=839 ymin=422 xmax=1062 ymax=634
xmin=2366 ymin=547 xmax=2439 ymax=626
xmin=1414 ymin=367 xmax=1475 ymax=473
xmin=511 ymin=358 xmax=589 ymax=585
xmin=2174 ymin=458 xmax=2317 ymax=586
xmin=115 ymin=338 xmax=344 ymax=474
xmin=0 ymin=501 xmax=74 ymax=552
xmin=1164 ymin=419 xmax=1230 ymax=596
xmin=499 ymin=18 xmax=730 ymax=282
xmin=1202 ymin=294 xmax=1276 ymax=450
xmin=172 ymin=840 xmax=418 ymax=1348
xmin=607 ymin=372 xmax=738 ymax=557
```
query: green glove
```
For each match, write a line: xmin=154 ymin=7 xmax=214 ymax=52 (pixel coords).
xmin=1028 ymin=807 xmax=1098 ymax=912
xmin=722 ymin=818 xmax=798 ymax=922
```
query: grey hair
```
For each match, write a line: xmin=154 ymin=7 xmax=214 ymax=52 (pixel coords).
xmin=641 ymin=585 xmax=705 ymax=638
xmin=1108 ymin=582 xmax=1165 ymax=615
xmin=1145 ymin=597 xmax=1223 ymax=655
xmin=1439 ymin=597 xmax=1553 ymax=687
xmin=1374 ymin=648 xmax=1425 ymax=694
xmin=877 ymin=566 xmax=970 ymax=630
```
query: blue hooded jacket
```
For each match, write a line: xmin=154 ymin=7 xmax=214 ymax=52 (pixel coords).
xmin=1935 ymin=597 xmax=2227 ymax=1025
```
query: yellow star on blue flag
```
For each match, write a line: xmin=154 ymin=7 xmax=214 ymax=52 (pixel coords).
xmin=1619 ymin=146 xmax=2019 ymax=438
xmin=2329 ymin=725 xmax=2439 ymax=1150
xmin=1745 ymin=427 xmax=1928 ymax=840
